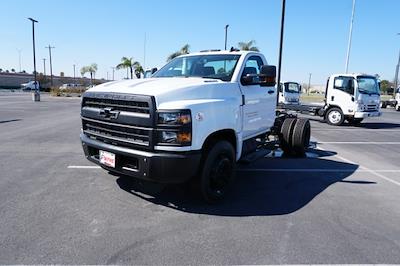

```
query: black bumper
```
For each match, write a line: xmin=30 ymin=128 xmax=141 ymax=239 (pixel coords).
xmin=80 ymin=133 xmax=201 ymax=184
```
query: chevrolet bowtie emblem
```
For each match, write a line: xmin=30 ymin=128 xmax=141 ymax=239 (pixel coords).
xmin=99 ymin=107 xmax=120 ymax=119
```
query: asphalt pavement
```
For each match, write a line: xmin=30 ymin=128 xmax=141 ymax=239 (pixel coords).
xmin=0 ymin=93 xmax=399 ymax=264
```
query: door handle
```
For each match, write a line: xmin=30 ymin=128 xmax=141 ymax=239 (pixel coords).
xmin=268 ymin=90 xmax=274 ymax=94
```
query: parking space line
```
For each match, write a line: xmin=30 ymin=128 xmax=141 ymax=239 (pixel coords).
xmin=238 ymin=169 xmax=400 ymax=173
xmin=314 ymin=138 xmax=400 ymax=187
xmin=68 ymin=165 xmax=101 ymax=169
xmin=318 ymin=142 xmax=400 ymax=145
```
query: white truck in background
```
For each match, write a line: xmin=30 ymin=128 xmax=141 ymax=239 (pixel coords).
xmin=80 ymin=50 xmax=311 ymax=203
xmin=380 ymin=86 xmax=400 ymax=111
xmin=21 ymin=81 xmax=40 ymax=91
xmin=279 ymin=73 xmax=381 ymax=126
xmin=279 ymin=81 xmax=301 ymax=104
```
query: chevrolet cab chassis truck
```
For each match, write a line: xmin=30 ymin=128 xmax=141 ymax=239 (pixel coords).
xmin=278 ymin=74 xmax=381 ymax=126
xmin=80 ymin=51 xmax=310 ymax=202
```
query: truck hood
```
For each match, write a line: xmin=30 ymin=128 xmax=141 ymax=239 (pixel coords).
xmin=87 ymin=77 xmax=230 ymax=108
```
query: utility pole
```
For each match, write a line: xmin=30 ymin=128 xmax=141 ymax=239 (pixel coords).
xmin=308 ymin=73 xmax=312 ymax=95
xmin=143 ymin=33 xmax=146 ymax=70
xmin=28 ymin=17 xmax=39 ymax=101
xmin=394 ymin=33 xmax=400 ymax=95
xmin=224 ymin=24 xmax=229 ymax=50
xmin=111 ymin=67 xmax=115 ymax=80
xmin=107 ymin=71 xmax=109 ymax=80
xmin=276 ymin=0 xmax=286 ymax=106
xmin=45 ymin=45 xmax=55 ymax=86
xmin=73 ymin=64 xmax=76 ymax=82
xmin=17 ymin=49 xmax=22 ymax=72
xmin=345 ymin=0 xmax=356 ymax=73
xmin=43 ymin=58 xmax=46 ymax=76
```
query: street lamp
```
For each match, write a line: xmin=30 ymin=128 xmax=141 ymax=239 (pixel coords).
xmin=28 ymin=17 xmax=39 ymax=102
xmin=276 ymin=0 xmax=286 ymax=106
xmin=345 ymin=0 xmax=356 ymax=73
xmin=394 ymin=33 xmax=400 ymax=95
xmin=224 ymin=24 xmax=229 ymax=50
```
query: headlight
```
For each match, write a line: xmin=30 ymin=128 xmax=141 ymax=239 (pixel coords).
xmin=157 ymin=110 xmax=192 ymax=146
xmin=158 ymin=110 xmax=191 ymax=125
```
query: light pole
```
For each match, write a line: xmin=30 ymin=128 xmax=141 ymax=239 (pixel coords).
xmin=224 ymin=24 xmax=229 ymax=50
xmin=45 ymin=44 xmax=55 ymax=86
xmin=276 ymin=0 xmax=286 ymax=106
xmin=111 ymin=67 xmax=115 ymax=80
xmin=28 ymin=17 xmax=39 ymax=101
xmin=308 ymin=73 xmax=312 ymax=95
xmin=345 ymin=0 xmax=356 ymax=73
xmin=394 ymin=33 xmax=400 ymax=95
xmin=17 ymin=49 xmax=22 ymax=72
xmin=73 ymin=64 xmax=76 ymax=83
xmin=42 ymin=58 xmax=46 ymax=76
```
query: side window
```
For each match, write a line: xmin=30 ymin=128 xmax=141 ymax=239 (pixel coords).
xmin=241 ymin=56 xmax=263 ymax=77
xmin=334 ymin=76 xmax=354 ymax=95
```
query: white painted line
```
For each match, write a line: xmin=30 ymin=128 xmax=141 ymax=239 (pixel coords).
xmin=313 ymin=137 xmax=400 ymax=187
xmin=318 ymin=142 xmax=400 ymax=145
xmin=238 ymin=168 xmax=400 ymax=173
xmin=68 ymin=165 xmax=101 ymax=169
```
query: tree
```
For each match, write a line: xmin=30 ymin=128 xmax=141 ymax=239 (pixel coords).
xmin=380 ymin=80 xmax=393 ymax=95
xmin=237 ymin=40 xmax=259 ymax=51
xmin=11 ymin=68 xmax=15 ymax=73
xmin=80 ymin=63 xmax=98 ymax=84
xmin=133 ymin=62 xmax=144 ymax=78
xmin=167 ymin=44 xmax=190 ymax=62
xmin=0 ymin=68 xmax=2 ymax=72
xmin=116 ymin=57 xmax=137 ymax=79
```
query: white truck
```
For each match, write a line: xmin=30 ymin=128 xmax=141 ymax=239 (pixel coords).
xmin=80 ymin=51 xmax=310 ymax=202
xmin=279 ymin=73 xmax=381 ymax=126
xmin=380 ymin=86 xmax=400 ymax=111
xmin=21 ymin=81 xmax=40 ymax=91
xmin=279 ymin=81 xmax=301 ymax=104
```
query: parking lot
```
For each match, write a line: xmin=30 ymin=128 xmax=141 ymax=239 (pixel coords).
xmin=1 ymin=93 xmax=400 ymax=264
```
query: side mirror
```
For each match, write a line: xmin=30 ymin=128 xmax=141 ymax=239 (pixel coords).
xmin=151 ymin=68 xmax=158 ymax=74
xmin=241 ymin=74 xmax=258 ymax=86
xmin=259 ymin=65 xmax=276 ymax=87
xmin=299 ymin=85 xmax=302 ymax=92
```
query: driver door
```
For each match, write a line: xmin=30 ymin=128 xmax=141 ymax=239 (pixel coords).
xmin=239 ymin=56 xmax=276 ymax=139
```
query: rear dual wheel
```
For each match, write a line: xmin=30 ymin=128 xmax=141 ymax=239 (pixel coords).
xmin=279 ymin=118 xmax=311 ymax=156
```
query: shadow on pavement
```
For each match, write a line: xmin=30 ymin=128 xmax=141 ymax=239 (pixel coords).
xmin=0 ymin=119 xmax=22 ymax=124
xmin=115 ymin=149 xmax=372 ymax=217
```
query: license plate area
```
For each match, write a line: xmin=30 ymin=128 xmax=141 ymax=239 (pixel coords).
xmin=99 ymin=150 xmax=116 ymax=168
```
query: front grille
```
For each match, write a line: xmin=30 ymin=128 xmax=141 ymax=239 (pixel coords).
xmin=82 ymin=97 xmax=150 ymax=115
xmin=82 ymin=118 xmax=151 ymax=147
xmin=366 ymin=104 xmax=378 ymax=112
xmin=81 ymin=92 xmax=156 ymax=150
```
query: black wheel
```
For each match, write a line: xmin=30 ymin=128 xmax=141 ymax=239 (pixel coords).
xmin=396 ymin=103 xmax=400 ymax=111
xmin=200 ymin=141 xmax=235 ymax=203
xmin=326 ymin=107 xmax=345 ymax=126
xmin=279 ymin=117 xmax=297 ymax=154
xmin=291 ymin=118 xmax=311 ymax=156
xmin=380 ymin=102 xmax=387 ymax=109
xmin=348 ymin=118 xmax=363 ymax=125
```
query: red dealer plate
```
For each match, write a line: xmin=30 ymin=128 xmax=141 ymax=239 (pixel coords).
xmin=99 ymin=150 xmax=115 ymax=168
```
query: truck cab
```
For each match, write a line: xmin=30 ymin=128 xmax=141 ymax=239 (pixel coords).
xmin=278 ymin=81 xmax=301 ymax=104
xmin=324 ymin=74 xmax=381 ymax=125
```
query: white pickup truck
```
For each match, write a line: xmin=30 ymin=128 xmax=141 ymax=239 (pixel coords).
xmin=279 ymin=73 xmax=381 ymax=126
xmin=80 ymin=50 xmax=310 ymax=202
xmin=380 ymin=86 xmax=400 ymax=111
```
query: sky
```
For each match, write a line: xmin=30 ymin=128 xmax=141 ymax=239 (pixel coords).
xmin=1 ymin=0 xmax=399 ymax=84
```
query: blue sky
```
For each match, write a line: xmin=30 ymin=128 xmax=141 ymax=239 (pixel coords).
xmin=1 ymin=0 xmax=399 ymax=84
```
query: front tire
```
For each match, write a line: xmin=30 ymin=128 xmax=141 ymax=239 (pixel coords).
xmin=396 ymin=102 xmax=400 ymax=111
xmin=326 ymin=107 xmax=344 ymax=126
xmin=199 ymin=141 xmax=235 ymax=203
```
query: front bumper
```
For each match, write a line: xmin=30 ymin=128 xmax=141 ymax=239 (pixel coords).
xmin=354 ymin=111 xmax=381 ymax=118
xmin=80 ymin=133 xmax=201 ymax=184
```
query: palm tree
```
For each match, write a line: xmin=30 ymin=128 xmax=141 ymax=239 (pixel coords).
xmin=238 ymin=40 xmax=259 ymax=51
xmin=80 ymin=63 xmax=98 ymax=84
xmin=116 ymin=57 xmax=137 ymax=79
xmin=167 ymin=44 xmax=190 ymax=62
xmin=133 ymin=62 xmax=144 ymax=78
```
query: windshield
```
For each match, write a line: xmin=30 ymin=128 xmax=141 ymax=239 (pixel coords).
xmin=284 ymin=82 xmax=300 ymax=93
xmin=153 ymin=54 xmax=241 ymax=81
xmin=357 ymin=76 xmax=379 ymax=95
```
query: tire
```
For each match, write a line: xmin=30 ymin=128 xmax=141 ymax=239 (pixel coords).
xmin=348 ymin=118 xmax=363 ymax=125
xmin=380 ymin=102 xmax=387 ymax=109
xmin=396 ymin=103 xmax=400 ymax=111
xmin=326 ymin=107 xmax=345 ymax=126
xmin=199 ymin=141 xmax=235 ymax=203
xmin=279 ymin=117 xmax=297 ymax=154
xmin=291 ymin=118 xmax=311 ymax=156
